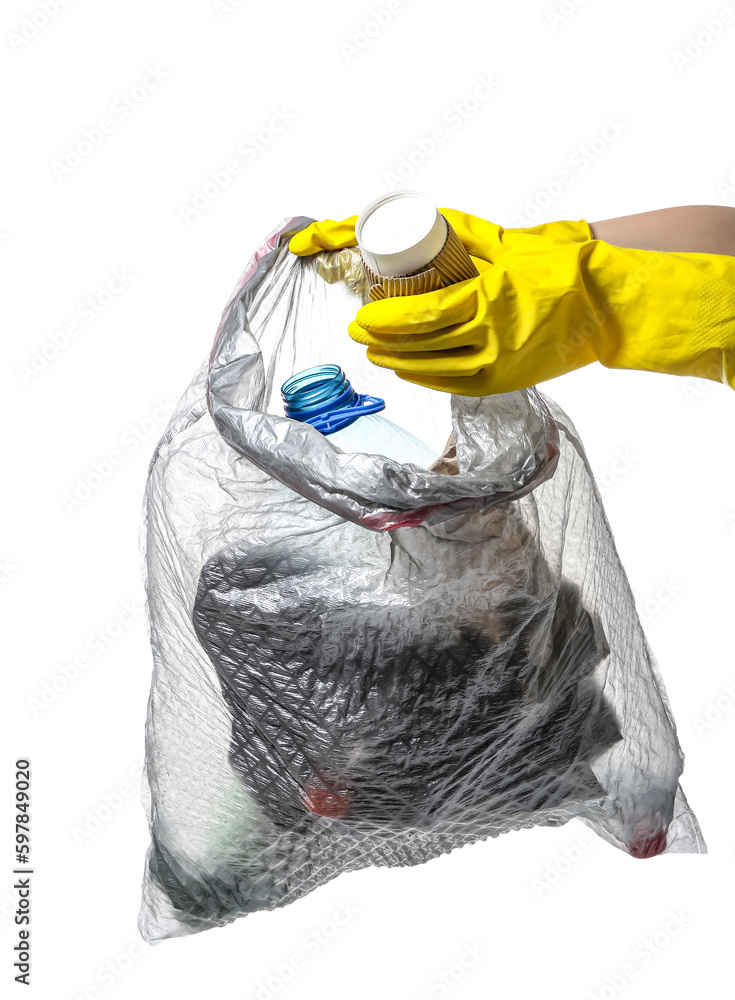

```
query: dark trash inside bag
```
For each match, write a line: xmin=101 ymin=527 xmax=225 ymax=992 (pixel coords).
xmin=139 ymin=217 xmax=704 ymax=942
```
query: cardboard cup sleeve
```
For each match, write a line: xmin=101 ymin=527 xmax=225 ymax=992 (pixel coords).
xmin=360 ymin=218 xmax=480 ymax=301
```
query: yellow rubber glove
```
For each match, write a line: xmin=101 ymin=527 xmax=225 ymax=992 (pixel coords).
xmin=346 ymin=212 xmax=735 ymax=395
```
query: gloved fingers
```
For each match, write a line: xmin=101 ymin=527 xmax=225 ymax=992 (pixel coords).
xmin=347 ymin=321 xmax=370 ymax=346
xmin=289 ymin=216 xmax=359 ymax=256
xmin=350 ymin=316 xmax=483 ymax=354
xmin=354 ymin=277 xmax=480 ymax=338
xmin=365 ymin=343 xmax=492 ymax=377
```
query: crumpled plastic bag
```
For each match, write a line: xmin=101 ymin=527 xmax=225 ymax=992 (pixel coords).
xmin=138 ymin=217 xmax=705 ymax=942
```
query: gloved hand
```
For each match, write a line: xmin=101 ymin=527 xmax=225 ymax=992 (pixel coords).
xmin=291 ymin=210 xmax=735 ymax=395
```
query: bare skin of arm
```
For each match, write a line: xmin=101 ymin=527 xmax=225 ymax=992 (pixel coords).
xmin=589 ymin=205 xmax=735 ymax=255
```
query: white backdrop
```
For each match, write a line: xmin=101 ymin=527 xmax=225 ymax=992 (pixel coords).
xmin=3 ymin=0 xmax=734 ymax=997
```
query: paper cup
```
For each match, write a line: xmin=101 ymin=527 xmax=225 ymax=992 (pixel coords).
xmin=356 ymin=190 xmax=479 ymax=301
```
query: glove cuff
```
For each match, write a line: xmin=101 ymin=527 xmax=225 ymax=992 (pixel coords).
xmin=582 ymin=241 xmax=735 ymax=387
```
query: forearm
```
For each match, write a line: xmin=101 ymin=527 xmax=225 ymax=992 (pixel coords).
xmin=589 ymin=205 xmax=735 ymax=255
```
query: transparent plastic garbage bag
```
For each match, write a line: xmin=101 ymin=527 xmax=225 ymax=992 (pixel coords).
xmin=139 ymin=216 xmax=705 ymax=942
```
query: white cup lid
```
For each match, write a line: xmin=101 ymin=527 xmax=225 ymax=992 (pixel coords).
xmin=356 ymin=190 xmax=447 ymax=278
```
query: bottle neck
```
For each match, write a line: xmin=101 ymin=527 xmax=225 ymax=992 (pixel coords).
xmin=281 ymin=365 xmax=385 ymax=436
